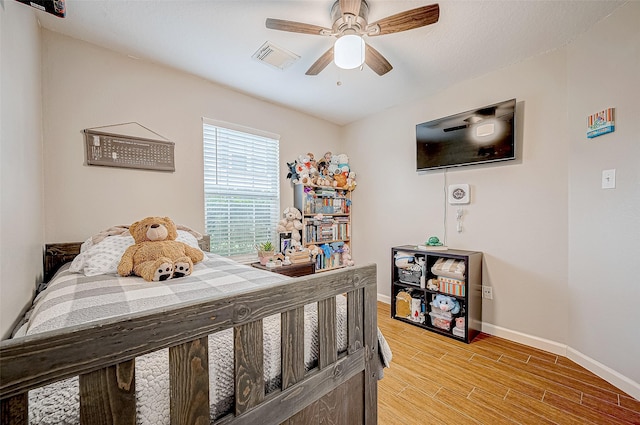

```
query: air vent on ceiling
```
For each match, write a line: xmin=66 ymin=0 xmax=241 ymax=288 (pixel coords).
xmin=252 ymin=41 xmax=300 ymax=71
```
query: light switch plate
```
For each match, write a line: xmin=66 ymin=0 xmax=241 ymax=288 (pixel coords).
xmin=602 ymin=169 xmax=616 ymax=189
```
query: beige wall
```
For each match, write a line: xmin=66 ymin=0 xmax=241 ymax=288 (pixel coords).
xmin=345 ymin=48 xmax=570 ymax=344
xmin=41 ymin=30 xmax=342 ymax=242
xmin=344 ymin=3 xmax=639 ymax=397
xmin=0 ymin=2 xmax=45 ymax=338
xmin=566 ymin=2 xmax=640 ymax=389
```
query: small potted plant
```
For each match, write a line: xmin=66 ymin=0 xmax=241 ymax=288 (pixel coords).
xmin=256 ymin=241 xmax=275 ymax=265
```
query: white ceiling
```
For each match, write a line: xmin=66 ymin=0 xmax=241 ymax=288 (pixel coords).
xmin=34 ymin=0 xmax=623 ymax=125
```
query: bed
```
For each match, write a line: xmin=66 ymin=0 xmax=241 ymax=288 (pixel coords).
xmin=0 ymin=231 xmax=380 ymax=425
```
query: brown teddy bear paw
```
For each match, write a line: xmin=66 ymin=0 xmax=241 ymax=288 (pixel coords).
xmin=153 ymin=262 xmax=174 ymax=281
xmin=172 ymin=259 xmax=193 ymax=278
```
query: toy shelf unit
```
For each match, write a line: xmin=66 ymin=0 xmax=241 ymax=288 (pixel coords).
xmin=391 ymin=245 xmax=482 ymax=343
xmin=294 ymin=183 xmax=352 ymax=273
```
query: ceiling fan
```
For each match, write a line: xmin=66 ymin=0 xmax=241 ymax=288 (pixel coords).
xmin=265 ymin=0 xmax=440 ymax=76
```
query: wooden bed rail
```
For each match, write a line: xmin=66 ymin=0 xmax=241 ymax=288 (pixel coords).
xmin=0 ymin=264 xmax=378 ymax=425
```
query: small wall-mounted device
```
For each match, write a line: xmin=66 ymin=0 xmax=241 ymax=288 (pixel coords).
xmin=448 ymin=184 xmax=470 ymax=204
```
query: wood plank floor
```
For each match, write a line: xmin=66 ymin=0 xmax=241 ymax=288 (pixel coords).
xmin=377 ymin=302 xmax=640 ymax=424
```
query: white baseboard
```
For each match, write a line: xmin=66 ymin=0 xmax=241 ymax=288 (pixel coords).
xmin=567 ymin=347 xmax=640 ymax=401
xmin=476 ymin=322 xmax=640 ymax=400
xmin=377 ymin=294 xmax=391 ymax=304
xmin=379 ymin=295 xmax=639 ymax=399
xmin=480 ymin=322 xmax=568 ymax=356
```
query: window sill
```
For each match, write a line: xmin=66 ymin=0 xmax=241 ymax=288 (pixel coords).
xmin=227 ymin=254 xmax=257 ymax=265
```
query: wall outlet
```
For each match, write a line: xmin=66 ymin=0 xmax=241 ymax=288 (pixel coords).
xmin=482 ymin=286 xmax=493 ymax=300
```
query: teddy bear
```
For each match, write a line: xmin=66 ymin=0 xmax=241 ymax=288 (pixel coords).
xmin=298 ymin=169 xmax=314 ymax=185
xmin=333 ymin=172 xmax=347 ymax=188
xmin=276 ymin=206 xmax=303 ymax=242
xmin=328 ymin=155 xmax=340 ymax=176
xmin=341 ymin=244 xmax=355 ymax=266
xmin=335 ymin=153 xmax=350 ymax=174
xmin=432 ymin=294 xmax=460 ymax=314
xmin=117 ymin=216 xmax=204 ymax=282
xmin=307 ymin=244 xmax=320 ymax=259
xmin=346 ymin=171 xmax=357 ymax=191
xmin=452 ymin=316 xmax=466 ymax=337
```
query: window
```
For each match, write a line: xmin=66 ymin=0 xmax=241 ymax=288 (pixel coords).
xmin=203 ymin=119 xmax=280 ymax=258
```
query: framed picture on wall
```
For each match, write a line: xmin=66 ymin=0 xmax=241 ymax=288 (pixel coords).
xmin=587 ymin=107 xmax=615 ymax=139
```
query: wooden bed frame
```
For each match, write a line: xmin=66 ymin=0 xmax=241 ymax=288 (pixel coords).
xmin=0 ymin=243 xmax=378 ymax=425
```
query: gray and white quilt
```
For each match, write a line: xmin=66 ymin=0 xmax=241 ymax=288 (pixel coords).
xmin=22 ymin=254 xmax=349 ymax=424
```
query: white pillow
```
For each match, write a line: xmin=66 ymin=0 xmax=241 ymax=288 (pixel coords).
xmin=176 ymin=231 xmax=201 ymax=251
xmin=69 ymin=234 xmax=134 ymax=276
xmin=70 ymin=231 xmax=203 ymax=276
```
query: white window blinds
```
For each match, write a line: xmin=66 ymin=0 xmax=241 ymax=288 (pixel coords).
xmin=203 ymin=119 xmax=280 ymax=257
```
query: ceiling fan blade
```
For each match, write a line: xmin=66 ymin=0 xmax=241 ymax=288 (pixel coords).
xmin=266 ymin=18 xmax=331 ymax=35
xmin=368 ymin=3 xmax=440 ymax=36
xmin=339 ymin=0 xmax=361 ymax=17
xmin=365 ymin=44 xmax=392 ymax=76
xmin=306 ymin=47 xmax=335 ymax=76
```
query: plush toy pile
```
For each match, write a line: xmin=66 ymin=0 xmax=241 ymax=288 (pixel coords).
xmin=286 ymin=151 xmax=356 ymax=190
xmin=118 ymin=216 xmax=204 ymax=282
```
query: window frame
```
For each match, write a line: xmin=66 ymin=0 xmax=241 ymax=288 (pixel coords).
xmin=203 ymin=118 xmax=280 ymax=262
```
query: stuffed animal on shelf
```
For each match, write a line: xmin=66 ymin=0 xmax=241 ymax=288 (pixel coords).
xmin=317 ymin=174 xmax=333 ymax=187
xmin=341 ymin=244 xmax=355 ymax=266
xmin=315 ymin=151 xmax=332 ymax=171
xmin=453 ymin=317 xmax=466 ymax=337
xmin=335 ymin=153 xmax=350 ymax=174
xmin=454 ymin=317 xmax=465 ymax=330
xmin=307 ymin=244 xmax=320 ymax=259
xmin=286 ymin=161 xmax=299 ymax=183
xmin=346 ymin=171 xmax=357 ymax=191
xmin=117 ymin=216 xmax=204 ymax=282
xmin=292 ymin=154 xmax=318 ymax=185
xmin=277 ymin=207 xmax=303 ymax=242
xmin=333 ymin=172 xmax=347 ymax=188
xmin=432 ymin=294 xmax=461 ymax=315
xmin=287 ymin=239 xmax=302 ymax=252
xmin=426 ymin=279 xmax=439 ymax=291
xmin=307 ymin=152 xmax=318 ymax=170
xmin=395 ymin=291 xmax=412 ymax=318
xmin=328 ymin=155 xmax=340 ymax=175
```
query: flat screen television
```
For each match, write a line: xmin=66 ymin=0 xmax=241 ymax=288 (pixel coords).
xmin=416 ymin=98 xmax=516 ymax=171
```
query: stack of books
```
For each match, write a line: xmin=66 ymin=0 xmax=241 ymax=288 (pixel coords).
xmin=315 ymin=188 xmax=336 ymax=198
xmin=315 ymin=251 xmax=342 ymax=271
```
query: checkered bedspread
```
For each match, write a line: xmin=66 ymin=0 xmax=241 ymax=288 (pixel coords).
xmin=23 ymin=254 xmax=348 ymax=424
xmin=27 ymin=254 xmax=292 ymax=335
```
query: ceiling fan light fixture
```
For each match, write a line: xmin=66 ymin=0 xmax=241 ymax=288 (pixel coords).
xmin=334 ymin=34 xmax=365 ymax=69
